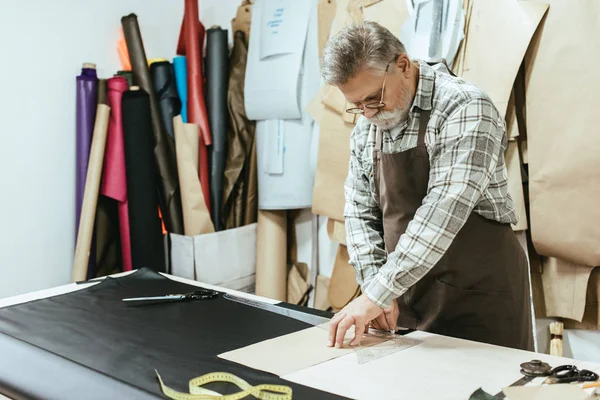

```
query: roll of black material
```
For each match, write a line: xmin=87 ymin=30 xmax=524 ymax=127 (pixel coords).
xmin=205 ymin=26 xmax=229 ymax=231
xmin=121 ymin=13 xmax=184 ymax=235
xmin=121 ymin=88 xmax=165 ymax=272
xmin=150 ymin=61 xmax=181 ymax=139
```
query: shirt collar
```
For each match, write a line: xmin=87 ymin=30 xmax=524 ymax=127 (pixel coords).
xmin=410 ymin=59 xmax=435 ymax=112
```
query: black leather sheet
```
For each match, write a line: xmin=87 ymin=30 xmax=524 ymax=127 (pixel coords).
xmin=0 ymin=269 xmax=347 ymax=400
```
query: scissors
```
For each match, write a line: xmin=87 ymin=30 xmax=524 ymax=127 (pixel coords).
xmin=122 ymin=289 xmax=219 ymax=305
xmin=542 ymin=364 xmax=599 ymax=384
xmin=517 ymin=359 xmax=598 ymax=384
xmin=496 ymin=359 xmax=599 ymax=398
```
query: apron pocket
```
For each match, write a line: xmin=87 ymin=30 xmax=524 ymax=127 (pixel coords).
xmin=416 ymin=278 xmax=517 ymax=348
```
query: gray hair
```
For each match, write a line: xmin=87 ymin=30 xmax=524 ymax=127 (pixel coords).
xmin=321 ymin=21 xmax=407 ymax=85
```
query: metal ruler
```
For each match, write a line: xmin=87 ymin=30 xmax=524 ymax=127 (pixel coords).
xmin=223 ymin=293 xmax=331 ymax=327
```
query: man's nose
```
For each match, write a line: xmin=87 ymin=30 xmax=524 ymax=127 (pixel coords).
xmin=363 ymin=107 xmax=379 ymax=118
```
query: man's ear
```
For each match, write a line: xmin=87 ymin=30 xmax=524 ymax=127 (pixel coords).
xmin=395 ymin=53 xmax=412 ymax=77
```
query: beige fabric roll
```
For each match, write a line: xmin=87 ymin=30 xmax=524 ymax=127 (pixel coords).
xmin=72 ymin=104 xmax=111 ymax=282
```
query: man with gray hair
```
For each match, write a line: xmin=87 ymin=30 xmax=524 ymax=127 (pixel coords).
xmin=324 ymin=21 xmax=532 ymax=351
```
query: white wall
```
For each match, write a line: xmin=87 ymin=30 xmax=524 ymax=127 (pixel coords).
xmin=0 ymin=0 xmax=234 ymax=298
xmin=0 ymin=0 xmax=333 ymax=298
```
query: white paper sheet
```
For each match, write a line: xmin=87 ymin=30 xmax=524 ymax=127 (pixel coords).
xmin=400 ymin=0 xmax=464 ymax=67
xmin=257 ymin=119 xmax=316 ymax=209
xmin=259 ymin=0 xmax=311 ymax=59
xmin=282 ymin=331 xmax=587 ymax=400
xmin=502 ymin=385 xmax=589 ymax=400
xmin=245 ymin=0 xmax=312 ymax=120
xmin=193 ymin=223 xmax=257 ymax=288
xmin=257 ymin=0 xmax=320 ymax=209
xmin=265 ymin=120 xmax=285 ymax=174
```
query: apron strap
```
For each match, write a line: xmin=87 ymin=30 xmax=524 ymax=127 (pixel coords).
xmin=417 ymin=109 xmax=431 ymax=147
xmin=375 ymin=126 xmax=383 ymax=152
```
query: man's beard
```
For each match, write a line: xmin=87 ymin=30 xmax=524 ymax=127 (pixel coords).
xmin=367 ymin=106 xmax=410 ymax=130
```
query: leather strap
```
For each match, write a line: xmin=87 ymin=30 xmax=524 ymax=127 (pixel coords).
xmin=375 ymin=126 xmax=383 ymax=152
xmin=417 ymin=109 xmax=431 ymax=147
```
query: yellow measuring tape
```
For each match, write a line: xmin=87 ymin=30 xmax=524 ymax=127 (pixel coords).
xmin=155 ymin=370 xmax=293 ymax=400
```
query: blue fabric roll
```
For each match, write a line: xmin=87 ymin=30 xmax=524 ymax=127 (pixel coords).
xmin=173 ymin=56 xmax=188 ymax=123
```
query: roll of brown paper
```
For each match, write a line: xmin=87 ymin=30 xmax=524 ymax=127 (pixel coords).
xmin=72 ymin=104 xmax=111 ymax=282
xmin=255 ymin=210 xmax=287 ymax=301
xmin=173 ymin=115 xmax=214 ymax=236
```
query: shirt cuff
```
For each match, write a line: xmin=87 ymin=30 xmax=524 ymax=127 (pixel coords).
xmin=361 ymin=273 xmax=406 ymax=309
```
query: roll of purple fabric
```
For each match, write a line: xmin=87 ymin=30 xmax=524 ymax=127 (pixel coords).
xmin=75 ymin=65 xmax=98 ymax=246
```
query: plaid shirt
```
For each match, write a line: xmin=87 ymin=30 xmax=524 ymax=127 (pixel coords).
xmin=344 ymin=60 xmax=518 ymax=309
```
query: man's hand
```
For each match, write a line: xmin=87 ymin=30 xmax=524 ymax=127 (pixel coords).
xmin=327 ymin=294 xmax=384 ymax=348
xmin=370 ymin=300 xmax=399 ymax=332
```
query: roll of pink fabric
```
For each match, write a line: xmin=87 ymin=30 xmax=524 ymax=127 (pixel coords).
xmin=101 ymin=76 xmax=132 ymax=271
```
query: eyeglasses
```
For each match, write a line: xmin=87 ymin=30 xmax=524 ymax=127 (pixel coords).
xmin=345 ymin=63 xmax=390 ymax=114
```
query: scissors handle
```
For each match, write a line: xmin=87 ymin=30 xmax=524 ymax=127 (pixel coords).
xmin=578 ymin=369 xmax=600 ymax=382
xmin=186 ymin=290 xmax=219 ymax=300
xmin=548 ymin=365 xmax=599 ymax=383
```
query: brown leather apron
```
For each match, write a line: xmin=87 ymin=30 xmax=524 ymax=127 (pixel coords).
xmin=373 ymin=98 xmax=533 ymax=351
